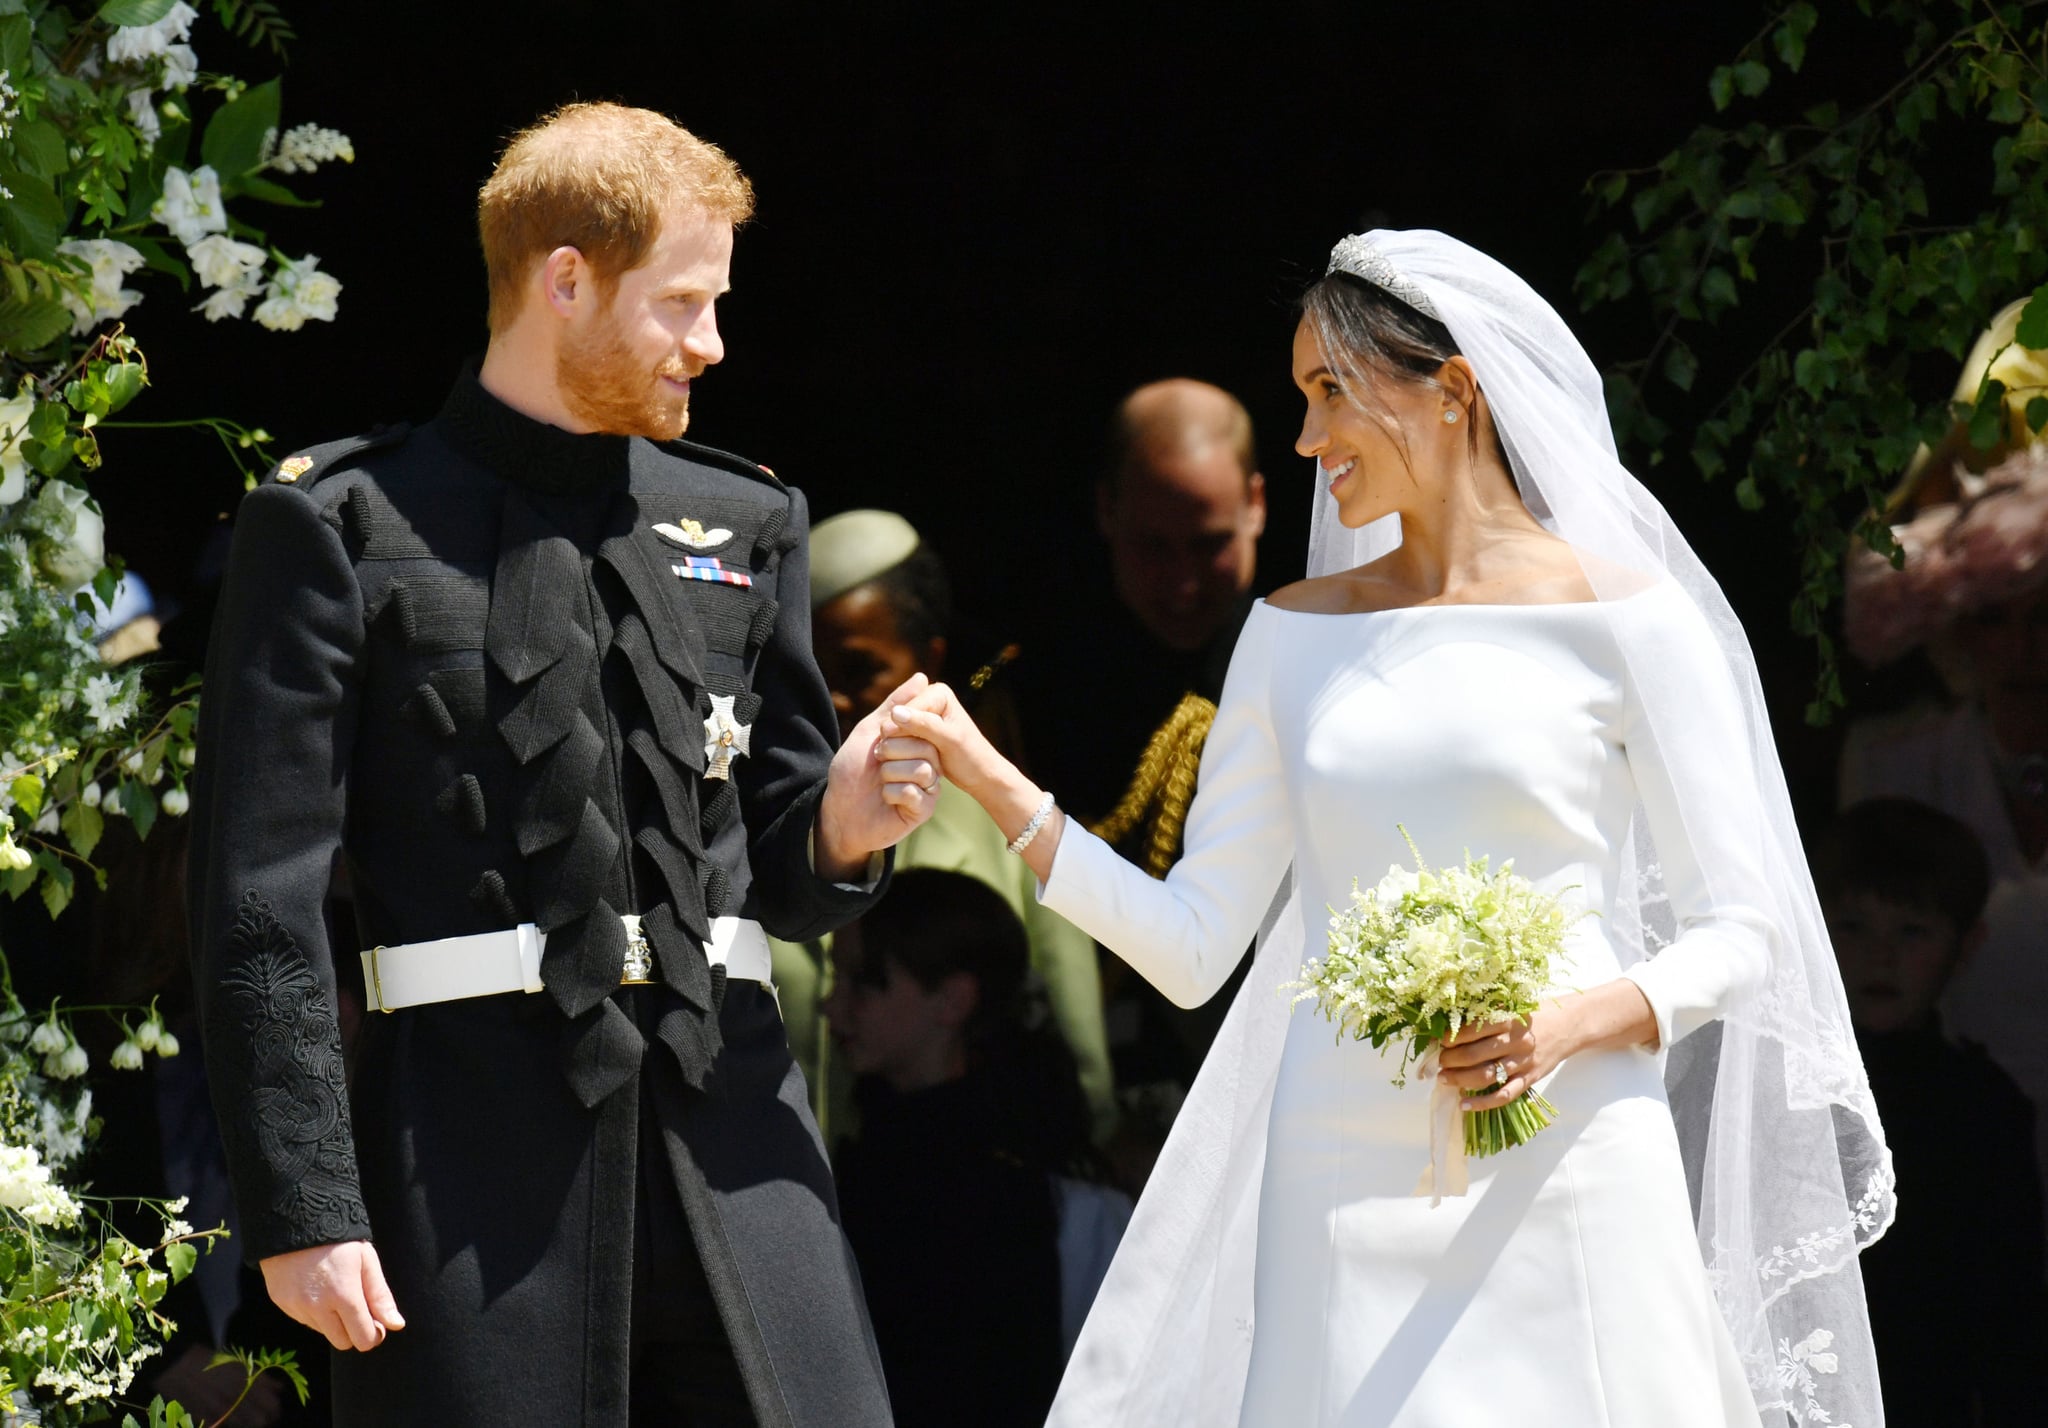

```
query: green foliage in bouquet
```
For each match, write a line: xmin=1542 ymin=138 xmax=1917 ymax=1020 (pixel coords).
xmin=1287 ymin=828 xmax=1584 ymax=1159
xmin=1580 ymin=0 xmax=2048 ymax=722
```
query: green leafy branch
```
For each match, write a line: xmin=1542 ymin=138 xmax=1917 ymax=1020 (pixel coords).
xmin=1579 ymin=0 xmax=2048 ymax=721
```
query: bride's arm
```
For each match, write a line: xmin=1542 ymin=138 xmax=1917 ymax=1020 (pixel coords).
xmin=1612 ymin=587 xmax=1778 ymax=1050
xmin=890 ymin=619 xmax=1293 ymax=1008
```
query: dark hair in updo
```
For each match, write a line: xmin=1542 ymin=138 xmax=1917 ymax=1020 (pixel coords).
xmin=1299 ymin=269 xmax=1509 ymax=467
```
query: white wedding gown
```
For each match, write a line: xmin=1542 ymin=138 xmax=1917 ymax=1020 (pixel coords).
xmin=1042 ymin=588 xmax=1768 ymax=1426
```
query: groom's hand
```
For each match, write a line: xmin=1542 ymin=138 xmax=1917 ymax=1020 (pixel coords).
xmin=815 ymin=672 xmax=943 ymax=879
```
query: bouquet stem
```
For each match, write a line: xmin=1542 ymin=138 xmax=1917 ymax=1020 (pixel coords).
xmin=1463 ymin=1088 xmax=1558 ymax=1159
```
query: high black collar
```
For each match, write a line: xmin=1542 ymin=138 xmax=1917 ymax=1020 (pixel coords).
xmin=439 ymin=364 xmax=633 ymax=497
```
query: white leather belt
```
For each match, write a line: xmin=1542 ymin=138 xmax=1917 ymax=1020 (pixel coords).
xmin=361 ymin=914 xmax=773 ymax=1014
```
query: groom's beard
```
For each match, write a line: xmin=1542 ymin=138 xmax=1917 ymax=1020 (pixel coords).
xmin=558 ymin=321 xmax=693 ymax=440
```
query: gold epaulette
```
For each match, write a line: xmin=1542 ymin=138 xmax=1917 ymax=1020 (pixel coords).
xmin=1089 ymin=691 xmax=1218 ymax=878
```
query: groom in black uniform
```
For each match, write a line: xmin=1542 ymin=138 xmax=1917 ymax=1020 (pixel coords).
xmin=188 ymin=103 xmax=932 ymax=1426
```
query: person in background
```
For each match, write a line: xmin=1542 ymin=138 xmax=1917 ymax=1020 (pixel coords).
xmin=773 ymin=509 xmax=1113 ymax=1141
xmin=1811 ymin=797 xmax=2046 ymax=1422
xmin=824 ymin=869 xmax=1127 ymax=1428
xmin=1016 ymin=378 xmax=1267 ymax=1103
xmin=1840 ymin=295 xmax=2048 ymax=1228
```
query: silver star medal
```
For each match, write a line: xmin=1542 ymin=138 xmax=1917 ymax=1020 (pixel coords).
xmin=703 ymin=693 xmax=752 ymax=781
xmin=653 ymin=517 xmax=734 ymax=551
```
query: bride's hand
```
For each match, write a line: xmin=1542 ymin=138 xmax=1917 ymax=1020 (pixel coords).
xmin=883 ymin=682 xmax=1003 ymax=798
xmin=887 ymin=683 xmax=1067 ymax=879
xmin=1435 ymin=979 xmax=1659 ymax=1110
xmin=1435 ymin=1007 xmax=1566 ymax=1110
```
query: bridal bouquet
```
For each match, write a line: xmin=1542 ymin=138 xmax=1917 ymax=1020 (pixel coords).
xmin=1287 ymin=828 xmax=1583 ymax=1171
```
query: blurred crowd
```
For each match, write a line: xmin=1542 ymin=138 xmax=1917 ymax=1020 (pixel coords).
xmin=4 ymin=301 xmax=2047 ymax=1420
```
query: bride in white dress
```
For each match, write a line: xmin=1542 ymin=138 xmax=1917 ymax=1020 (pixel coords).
xmin=889 ymin=231 xmax=1892 ymax=1426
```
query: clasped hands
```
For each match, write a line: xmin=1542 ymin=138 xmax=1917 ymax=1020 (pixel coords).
xmin=1435 ymin=978 xmax=1664 ymax=1111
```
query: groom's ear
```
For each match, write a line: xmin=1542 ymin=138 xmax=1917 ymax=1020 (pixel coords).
xmin=541 ymin=245 xmax=592 ymax=319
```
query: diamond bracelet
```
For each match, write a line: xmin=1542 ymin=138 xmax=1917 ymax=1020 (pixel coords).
xmin=1006 ymin=791 xmax=1057 ymax=856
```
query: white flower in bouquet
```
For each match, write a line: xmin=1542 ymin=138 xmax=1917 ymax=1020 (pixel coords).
xmin=1287 ymin=827 xmax=1586 ymax=1173
xmin=42 ymin=1039 xmax=87 ymax=1082
xmin=54 ymin=239 xmax=145 ymax=336
xmin=104 ymin=3 xmax=198 ymax=65
xmin=154 ymin=1030 xmax=179 ymax=1058
xmin=0 ymin=387 xmax=33 ymax=507
xmin=79 ymin=781 xmax=100 ymax=809
xmin=253 ymin=253 xmax=341 ymax=331
xmin=160 ymin=786 xmax=188 ymax=817
xmin=108 ymin=1040 xmax=143 ymax=1072
xmin=151 ymin=164 xmax=226 ymax=247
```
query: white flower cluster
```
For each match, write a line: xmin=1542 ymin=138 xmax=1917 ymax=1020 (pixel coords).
xmin=260 ymin=122 xmax=356 ymax=174
xmin=27 ymin=1018 xmax=86 ymax=1081
xmin=254 ymin=252 xmax=341 ymax=331
xmin=151 ymin=163 xmax=225 ymax=247
xmin=187 ymin=232 xmax=267 ymax=321
xmin=53 ymin=239 xmax=145 ymax=338
xmin=0 ymin=1142 xmax=83 ymax=1228
xmin=1288 ymin=833 xmax=1580 ymax=1087
xmin=104 ymin=2 xmax=198 ymax=72
xmin=0 ymin=68 xmax=20 ymax=147
xmin=0 ymin=387 xmax=31 ymax=507
xmin=81 ymin=672 xmax=138 ymax=735
xmin=109 ymin=1011 xmax=178 ymax=1071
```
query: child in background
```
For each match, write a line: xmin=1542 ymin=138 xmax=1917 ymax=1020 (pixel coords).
xmin=825 ymin=869 xmax=1125 ymax=1428
xmin=1813 ymin=798 xmax=2046 ymax=1423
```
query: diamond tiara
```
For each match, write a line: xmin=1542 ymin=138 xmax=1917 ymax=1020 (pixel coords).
xmin=1326 ymin=234 xmax=1441 ymax=320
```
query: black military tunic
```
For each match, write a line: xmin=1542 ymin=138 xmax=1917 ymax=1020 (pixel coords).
xmin=188 ymin=370 xmax=894 ymax=1426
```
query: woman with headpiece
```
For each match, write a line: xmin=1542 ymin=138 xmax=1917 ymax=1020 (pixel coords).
xmin=890 ymin=231 xmax=1890 ymax=1425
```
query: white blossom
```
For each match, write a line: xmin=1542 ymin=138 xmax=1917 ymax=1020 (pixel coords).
xmin=120 ymin=752 xmax=143 ymax=776
xmin=80 ymin=781 xmax=101 ymax=809
xmin=133 ymin=1019 xmax=160 ymax=1051
xmin=125 ymin=88 xmax=160 ymax=146
xmin=82 ymin=672 xmax=134 ymax=734
xmin=0 ymin=67 xmax=20 ymax=147
xmin=105 ymin=3 xmax=199 ymax=65
xmin=108 ymin=1040 xmax=143 ymax=1071
xmin=160 ymin=43 xmax=197 ymax=90
xmin=261 ymin=123 xmax=355 ymax=174
xmin=254 ymin=253 xmax=342 ymax=331
xmin=154 ymin=1030 xmax=179 ymax=1058
xmin=44 ymin=1042 xmax=88 ymax=1081
xmin=31 ymin=805 xmax=58 ymax=835
xmin=0 ymin=387 xmax=33 ymax=507
xmin=26 ymin=1019 xmax=66 ymax=1056
xmin=186 ymin=234 xmax=268 ymax=322
xmin=0 ymin=835 xmax=31 ymax=872
xmin=151 ymin=164 xmax=226 ymax=247
xmin=186 ymin=234 xmax=266 ymax=289
xmin=37 ymin=1100 xmax=83 ymax=1166
xmin=54 ymin=238 xmax=146 ymax=336
xmin=22 ymin=479 xmax=105 ymax=590
xmin=160 ymin=786 xmax=188 ymax=816
xmin=0 ymin=1142 xmax=83 ymax=1227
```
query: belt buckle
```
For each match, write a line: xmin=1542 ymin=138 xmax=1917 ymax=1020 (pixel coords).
xmin=619 ymin=914 xmax=654 ymax=986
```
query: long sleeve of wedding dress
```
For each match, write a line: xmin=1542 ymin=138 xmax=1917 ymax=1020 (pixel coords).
xmin=1610 ymin=590 xmax=1775 ymax=1048
xmin=1040 ymin=625 xmax=1290 ymax=1009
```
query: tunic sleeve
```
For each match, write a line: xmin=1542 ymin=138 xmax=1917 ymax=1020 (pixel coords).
xmin=187 ymin=482 xmax=374 ymax=1262
xmin=1039 ymin=610 xmax=1292 ymax=1009
xmin=740 ymin=486 xmax=889 ymax=940
xmin=1615 ymin=588 xmax=1775 ymax=1049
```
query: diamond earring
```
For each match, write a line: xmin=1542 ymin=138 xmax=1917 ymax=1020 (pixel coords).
xmin=1443 ymin=409 xmax=1460 ymax=424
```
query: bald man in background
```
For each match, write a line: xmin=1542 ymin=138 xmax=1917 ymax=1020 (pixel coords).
xmin=1015 ymin=379 xmax=1267 ymax=1105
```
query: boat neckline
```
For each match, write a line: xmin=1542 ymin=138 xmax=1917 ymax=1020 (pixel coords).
xmin=1256 ymin=583 xmax=1664 ymax=619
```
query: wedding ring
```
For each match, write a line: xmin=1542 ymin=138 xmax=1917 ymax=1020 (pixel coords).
xmin=1490 ymin=1060 xmax=1506 ymax=1084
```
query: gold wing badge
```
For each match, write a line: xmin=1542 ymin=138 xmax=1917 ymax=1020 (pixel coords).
xmin=653 ymin=517 xmax=734 ymax=551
